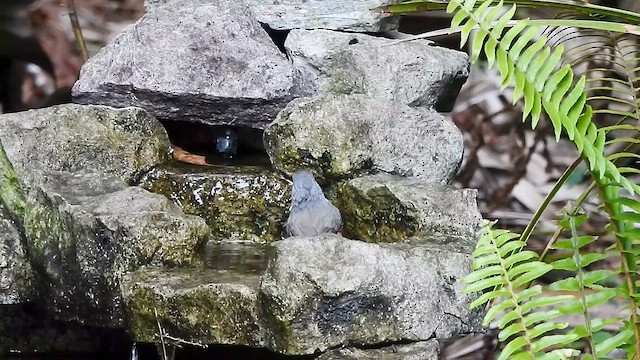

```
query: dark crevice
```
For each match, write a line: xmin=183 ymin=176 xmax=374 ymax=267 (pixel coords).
xmin=318 ymin=337 xmax=435 ymax=357
xmin=397 ymin=15 xmax=461 ymax=50
xmin=159 ymin=120 xmax=271 ymax=167
xmin=345 ymin=338 xmax=428 ymax=350
xmin=260 ymin=23 xmax=289 ymax=55
xmin=132 ymin=343 xmax=317 ymax=360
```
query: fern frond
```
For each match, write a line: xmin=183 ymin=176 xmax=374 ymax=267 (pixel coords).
xmin=598 ymin=184 xmax=640 ymax=350
xmin=444 ymin=0 xmax=635 ymax=195
xmin=378 ymin=0 xmax=640 ymax=25
xmin=548 ymin=206 xmax=639 ymax=357
xmin=463 ymin=223 xmax=575 ymax=359
xmin=382 ymin=0 xmax=640 ymax=355
xmin=545 ymin=26 xmax=640 ymax=126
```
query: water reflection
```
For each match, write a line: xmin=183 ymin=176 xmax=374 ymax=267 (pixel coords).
xmin=204 ymin=240 xmax=270 ymax=275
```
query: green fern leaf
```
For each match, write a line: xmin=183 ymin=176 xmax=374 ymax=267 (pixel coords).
xmin=470 ymin=287 xmax=510 ymax=309
xmin=594 ymin=327 xmax=634 ymax=356
xmin=523 ymin=310 xmax=563 ymax=328
xmin=532 ymin=333 xmax=581 ymax=352
xmin=498 ymin=336 xmax=529 ymax=360
xmin=464 ymin=275 xmax=505 ymax=293
xmin=529 ymin=322 xmax=569 ymax=340
xmin=519 ymin=295 xmax=575 ymax=313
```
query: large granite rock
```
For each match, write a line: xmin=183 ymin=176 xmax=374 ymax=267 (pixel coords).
xmin=73 ymin=0 xmax=294 ymax=129
xmin=121 ymin=237 xmax=478 ymax=354
xmin=0 ymin=104 xmax=169 ymax=186
xmin=247 ymin=0 xmax=400 ymax=33
xmin=0 ymin=105 xmax=209 ymax=327
xmin=260 ymin=236 xmax=482 ymax=355
xmin=137 ymin=165 xmax=290 ymax=242
xmin=332 ymin=174 xmax=482 ymax=245
xmin=286 ymin=29 xmax=469 ymax=111
xmin=263 ymin=94 xmax=464 ymax=182
xmin=144 ymin=0 xmax=401 ymax=33
xmin=122 ymin=241 xmax=269 ymax=345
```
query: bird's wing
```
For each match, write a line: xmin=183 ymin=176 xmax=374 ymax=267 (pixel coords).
xmin=316 ymin=204 xmax=342 ymax=234
xmin=286 ymin=202 xmax=343 ymax=237
xmin=286 ymin=209 xmax=318 ymax=237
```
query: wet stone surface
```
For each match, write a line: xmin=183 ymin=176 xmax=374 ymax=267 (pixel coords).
xmin=136 ymin=163 xmax=291 ymax=242
xmin=122 ymin=241 xmax=269 ymax=346
xmin=205 ymin=240 xmax=270 ymax=274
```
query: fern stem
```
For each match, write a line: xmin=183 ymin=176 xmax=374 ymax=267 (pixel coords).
xmin=568 ymin=212 xmax=599 ymax=358
xmin=489 ymin=231 xmax=537 ymax=358
xmin=379 ymin=0 xmax=640 ymax=25
xmin=594 ymin=179 xmax=640 ymax=352
xmin=520 ymin=156 xmax=582 ymax=246
xmin=539 ymin=187 xmax=596 ymax=266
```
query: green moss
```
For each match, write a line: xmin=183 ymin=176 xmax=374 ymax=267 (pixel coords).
xmin=325 ymin=51 xmax=364 ymax=95
xmin=333 ymin=181 xmax=418 ymax=243
xmin=0 ymin=142 xmax=26 ymax=220
xmin=124 ymin=270 xmax=261 ymax=345
xmin=138 ymin=167 xmax=290 ymax=242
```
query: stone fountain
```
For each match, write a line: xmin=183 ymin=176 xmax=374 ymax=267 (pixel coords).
xmin=0 ymin=0 xmax=484 ymax=358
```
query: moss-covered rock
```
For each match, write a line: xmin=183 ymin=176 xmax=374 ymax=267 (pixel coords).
xmin=0 ymin=104 xmax=171 ymax=186
xmin=122 ymin=266 xmax=263 ymax=346
xmin=0 ymin=104 xmax=209 ymax=327
xmin=263 ymin=94 xmax=463 ymax=182
xmin=331 ymin=174 xmax=482 ymax=245
xmin=259 ymin=235 xmax=483 ymax=355
xmin=138 ymin=165 xmax=290 ymax=242
xmin=0 ymin=205 xmax=33 ymax=304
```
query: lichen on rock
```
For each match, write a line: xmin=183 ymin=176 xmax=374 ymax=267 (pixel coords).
xmin=0 ymin=104 xmax=209 ymax=327
xmin=263 ymin=94 xmax=464 ymax=182
xmin=332 ymin=173 xmax=483 ymax=245
xmin=137 ymin=165 xmax=291 ymax=242
xmin=122 ymin=266 xmax=263 ymax=345
xmin=0 ymin=205 xmax=33 ymax=305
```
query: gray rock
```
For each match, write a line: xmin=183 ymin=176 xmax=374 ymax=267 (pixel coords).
xmin=23 ymin=174 xmax=208 ymax=330
xmin=144 ymin=0 xmax=400 ymax=33
xmin=73 ymin=0 xmax=294 ymax=129
xmin=137 ymin=165 xmax=291 ymax=242
xmin=286 ymin=30 xmax=469 ymax=111
xmin=263 ymin=94 xmax=464 ymax=182
xmin=123 ymin=241 xmax=269 ymax=346
xmin=0 ymin=206 xmax=33 ymax=304
xmin=332 ymin=174 xmax=482 ymax=246
xmin=0 ymin=105 xmax=209 ymax=327
xmin=0 ymin=104 xmax=170 ymax=186
xmin=122 ymin=266 xmax=263 ymax=345
xmin=144 ymin=0 xmax=172 ymax=10
xmin=260 ymin=235 xmax=483 ymax=355
xmin=316 ymin=340 xmax=439 ymax=360
xmin=247 ymin=0 xmax=400 ymax=33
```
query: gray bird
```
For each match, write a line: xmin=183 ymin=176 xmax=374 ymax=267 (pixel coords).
xmin=286 ymin=170 xmax=342 ymax=237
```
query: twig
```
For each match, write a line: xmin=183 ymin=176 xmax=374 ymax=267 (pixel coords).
xmin=65 ymin=0 xmax=88 ymax=62
xmin=155 ymin=308 xmax=169 ymax=360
